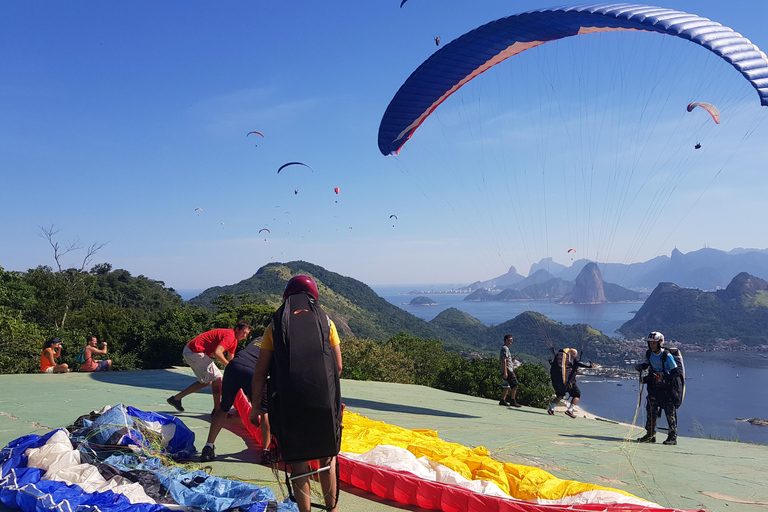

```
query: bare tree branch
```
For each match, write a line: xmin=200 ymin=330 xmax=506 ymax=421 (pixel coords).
xmin=80 ymin=241 xmax=109 ymax=271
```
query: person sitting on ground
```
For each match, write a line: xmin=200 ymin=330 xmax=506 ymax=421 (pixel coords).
xmin=200 ymin=339 xmax=272 ymax=464
xmin=167 ymin=321 xmax=251 ymax=414
xmin=79 ymin=335 xmax=112 ymax=372
xmin=547 ymin=348 xmax=593 ymax=418
xmin=40 ymin=338 xmax=70 ymax=373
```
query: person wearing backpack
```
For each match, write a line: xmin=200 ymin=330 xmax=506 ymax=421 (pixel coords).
xmin=250 ymin=275 xmax=343 ymax=512
xmin=79 ymin=335 xmax=112 ymax=372
xmin=547 ymin=348 xmax=594 ymax=418
xmin=635 ymin=331 xmax=681 ymax=445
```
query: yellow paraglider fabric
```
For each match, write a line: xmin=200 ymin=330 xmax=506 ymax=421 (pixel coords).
xmin=341 ymin=411 xmax=643 ymax=503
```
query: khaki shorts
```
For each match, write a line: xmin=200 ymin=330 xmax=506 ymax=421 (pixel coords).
xmin=182 ymin=345 xmax=223 ymax=384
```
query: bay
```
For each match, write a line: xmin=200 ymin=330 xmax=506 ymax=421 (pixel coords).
xmin=373 ymin=284 xmax=640 ymax=337
xmin=577 ymin=353 xmax=768 ymax=444
xmin=373 ymin=284 xmax=768 ymax=444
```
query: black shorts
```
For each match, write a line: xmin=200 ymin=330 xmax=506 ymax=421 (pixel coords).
xmin=220 ymin=363 xmax=268 ymax=413
xmin=504 ymin=373 xmax=518 ymax=389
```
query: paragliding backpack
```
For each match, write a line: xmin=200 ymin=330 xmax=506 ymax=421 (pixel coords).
xmin=645 ymin=347 xmax=686 ymax=408
xmin=268 ymin=292 xmax=342 ymax=464
xmin=550 ymin=348 xmax=578 ymax=394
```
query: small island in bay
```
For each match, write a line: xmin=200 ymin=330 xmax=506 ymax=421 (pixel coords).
xmin=410 ymin=296 xmax=438 ymax=306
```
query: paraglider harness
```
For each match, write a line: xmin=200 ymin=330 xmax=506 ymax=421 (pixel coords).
xmin=268 ymin=291 xmax=342 ymax=510
xmin=549 ymin=347 xmax=590 ymax=396
xmin=643 ymin=347 xmax=685 ymax=409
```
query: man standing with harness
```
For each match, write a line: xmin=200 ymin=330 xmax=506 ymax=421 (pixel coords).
xmin=250 ymin=275 xmax=343 ymax=512
xmin=635 ymin=331 xmax=681 ymax=445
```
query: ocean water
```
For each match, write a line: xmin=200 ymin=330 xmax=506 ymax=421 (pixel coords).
xmin=373 ymin=285 xmax=640 ymax=337
xmin=577 ymin=353 xmax=768 ymax=444
xmin=373 ymin=285 xmax=768 ymax=444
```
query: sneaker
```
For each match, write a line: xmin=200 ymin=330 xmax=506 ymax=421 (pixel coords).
xmin=167 ymin=396 xmax=184 ymax=412
xmin=499 ymin=400 xmax=510 ymax=406
xmin=547 ymin=409 xmax=555 ymax=415
xmin=663 ymin=435 xmax=677 ymax=446
xmin=636 ymin=433 xmax=656 ymax=443
xmin=200 ymin=445 xmax=216 ymax=462
xmin=565 ymin=410 xmax=577 ymax=418
xmin=509 ymin=400 xmax=522 ymax=408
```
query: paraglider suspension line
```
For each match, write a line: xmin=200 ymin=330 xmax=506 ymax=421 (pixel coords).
xmin=284 ymin=456 xmax=340 ymax=511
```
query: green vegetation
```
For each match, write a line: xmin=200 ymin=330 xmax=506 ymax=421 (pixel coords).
xmin=1 ymin=259 xmax=608 ymax=408
xmin=620 ymin=274 xmax=768 ymax=347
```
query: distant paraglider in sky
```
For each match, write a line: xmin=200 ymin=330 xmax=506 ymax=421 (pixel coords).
xmin=334 ymin=187 xmax=340 ymax=194
xmin=247 ymin=131 xmax=264 ymax=137
xmin=277 ymin=162 xmax=314 ymax=174
xmin=259 ymin=228 xmax=270 ymax=234
xmin=568 ymin=248 xmax=576 ymax=261
xmin=390 ymin=214 xmax=398 ymax=227
xmin=194 ymin=207 xmax=203 ymax=216
xmin=220 ymin=222 xmax=225 ymax=229
xmin=434 ymin=36 xmax=440 ymax=46
xmin=687 ymin=102 xmax=721 ymax=124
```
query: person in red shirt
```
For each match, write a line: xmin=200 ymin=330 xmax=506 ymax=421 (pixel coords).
xmin=167 ymin=321 xmax=251 ymax=414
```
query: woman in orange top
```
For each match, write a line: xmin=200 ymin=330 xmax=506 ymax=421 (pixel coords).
xmin=40 ymin=338 xmax=70 ymax=373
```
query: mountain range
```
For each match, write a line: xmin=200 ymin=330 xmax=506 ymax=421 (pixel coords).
xmin=469 ymin=247 xmax=768 ymax=292
xmin=465 ymin=262 xmax=642 ymax=303
xmin=189 ymin=261 xmax=629 ymax=362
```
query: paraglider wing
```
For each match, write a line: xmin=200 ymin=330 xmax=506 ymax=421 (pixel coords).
xmin=567 ymin=248 xmax=576 ymax=253
xmin=390 ymin=214 xmax=398 ymax=220
xmin=277 ymin=162 xmax=314 ymax=174
xmin=686 ymin=102 xmax=721 ymax=124
xmin=334 ymin=187 xmax=340 ymax=194
xmin=400 ymin=0 xmax=408 ymax=7
xmin=259 ymin=228 xmax=270 ymax=234
xmin=378 ymin=4 xmax=768 ymax=156
xmin=247 ymin=131 xmax=264 ymax=137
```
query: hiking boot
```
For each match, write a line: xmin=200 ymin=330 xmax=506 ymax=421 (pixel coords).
xmin=200 ymin=445 xmax=216 ymax=462
xmin=499 ymin=399 xmax=510 ymax=406
xmin=167 ymin=396 xmax=184 ymax=412
xmin=509 ymin=400 xmax=522 ymax=408
xmin=663 ymin=434 xmax=677 ymax=446
xmin=636 ymin=432 xmax=656 ymax=443
xmin=565 ymin=410 xmax=577 ymax=418
xmin=547 ymin=408 xmax=555 ymax=415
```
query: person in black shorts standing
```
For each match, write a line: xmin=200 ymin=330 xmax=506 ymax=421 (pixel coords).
xmin=499 ymin=334 xmax=521 ymax=407
xmin=200 ymin=340 xmax=273 ymax=463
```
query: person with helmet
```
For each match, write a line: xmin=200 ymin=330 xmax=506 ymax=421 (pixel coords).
xmin=250 ymin=275 xmax=342 ymax=512
xmin=635 ymin=331 xmax=679 ymax=445
xmin=167 ymin=321 xmax=251 ymax=415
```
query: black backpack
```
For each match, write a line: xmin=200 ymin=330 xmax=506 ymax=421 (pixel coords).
xmin=268 ymin=292 xmax=342 ymax=464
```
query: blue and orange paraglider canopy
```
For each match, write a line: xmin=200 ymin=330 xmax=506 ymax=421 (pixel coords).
xmin=378 ymin=4 xmax=768 ymax=156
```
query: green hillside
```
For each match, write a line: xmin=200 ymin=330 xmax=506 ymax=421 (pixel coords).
xmin=619 ymin=272 xmax=768 ymax=347
xmin=189 ymin=261 xmax=470 ymax=350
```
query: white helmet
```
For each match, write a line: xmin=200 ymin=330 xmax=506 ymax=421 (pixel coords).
xmin=645 ymin=331 xmax=664 ymax=344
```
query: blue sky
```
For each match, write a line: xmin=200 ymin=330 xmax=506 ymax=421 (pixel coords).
xmin=2 ymin=1 xmax=767 ymax=292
